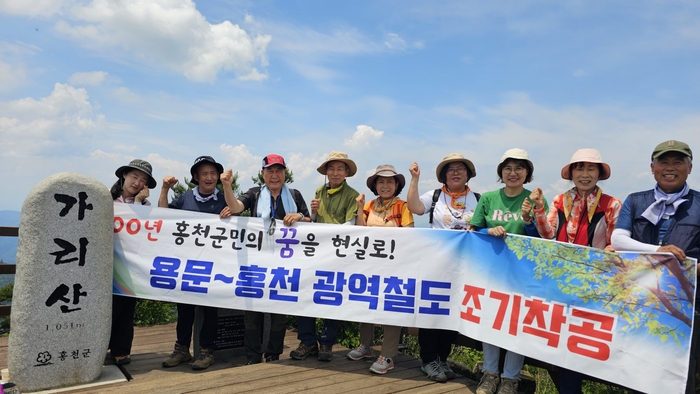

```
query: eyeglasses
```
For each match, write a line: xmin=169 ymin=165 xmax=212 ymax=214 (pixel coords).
xmin=446 ymin=167 xmax=466 ymax=175
xmin=502 ymin=167 xmax=525 ymax=174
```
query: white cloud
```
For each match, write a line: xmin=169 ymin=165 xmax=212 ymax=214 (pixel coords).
xmin=112 ymin=87 xmax=140 ymax=104
xmin=143 ymin=152 xmax=190 ymax=181
xmin=262 ymin=21 xmax=380 ymax=84
xmin=460 ymin=93 xmax=699 ymax=202
xmin=67 ymin=71 xmax=107 ymax=86
xmin=343 ymin=125 xmax=384 ymax=149
xmin=0 ymin=82 xmax=104 ymax=156
xmin=286 ymin=152 xmax=327 ymax=181
xmin=0 ymin=61 xmax=27 ymax=92
xmin=285 ymin=60 xmax=340 ymax=82
xmin=383 ymin=33 xmax=424 ymax=51
xmin=269 ymin=24 xmax=376 ymax=55
xmin=384 ymin=33 xmax=407 ymax=50
xmin=219 ymin=143 xmax=261 ymax=181
xmin=53 ymin=0 xmax=270 ymax=83
xmin=0 ymin=41 xmax=40 ymax=92
xmin=0 ymin=0 xmax=67 ymax=17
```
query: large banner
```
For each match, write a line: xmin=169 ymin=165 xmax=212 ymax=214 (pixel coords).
xmin=113 ymin=203 xmax=695 ymax=393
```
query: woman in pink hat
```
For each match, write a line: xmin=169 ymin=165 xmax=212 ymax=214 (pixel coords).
xmin=527 ymin=148 xmax=621 ymax=249
xmin=525 ymin=148 xmax=622 ymax=394
xmin=346 ymin=164 xmax=414 ymax=374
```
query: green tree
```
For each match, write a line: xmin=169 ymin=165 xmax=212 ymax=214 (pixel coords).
xmin=251 ymin=169 xmax=294 ymax=187
xmin=505 ymin=236 xmax=694 ymax=344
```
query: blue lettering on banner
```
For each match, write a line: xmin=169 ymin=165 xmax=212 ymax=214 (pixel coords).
xmin=235 ymin=265 xmax=267 ymax=298
xmin=383 ymin=276 xmax=416 ymax=313
xmin=419 ymin=280 xmax=451 ymax=315
xmin=276 ymin=228 xmax=300 ymax=258
xmin=313 ymin=270 xmax=347 ymax=306
xmin=182 ymin=260 xmax=213 ymax=293
xmin=347 ymin=273 xmax=380 ymax=309
xmin=269 ymin=267 xmax=301 ymax=302
xmin=150 ymin=256 xmax=181 ymax=289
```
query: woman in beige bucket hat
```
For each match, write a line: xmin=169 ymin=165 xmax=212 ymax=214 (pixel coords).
xmin=346 ymin=164 xmax=414 ymax=374
xmin=405 ymin=153 xmax=479 ymax=382
xmin=290 ymin=151 xmax=360 ymax=363
xmin=526 ymin=148 xmax=621 ymax=393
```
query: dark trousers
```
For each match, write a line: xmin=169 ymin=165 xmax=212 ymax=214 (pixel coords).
xmin=176 ymin=303 xmax=218 ymax=349
xmin=297 ymin=316 xmax=339 ymax=347
xmin=244 ymin=311 xmax=287 ymax=362
xmin=558 ymin=368 xmax=584 ymax=394
xmin=418 ymin=328 xmax=458 ymax=363
xmin=109 ymin=295 xmax=137 ymax=357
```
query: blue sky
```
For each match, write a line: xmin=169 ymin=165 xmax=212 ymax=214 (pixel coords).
xmin=1 ymin=1 xmax=698 ymax=226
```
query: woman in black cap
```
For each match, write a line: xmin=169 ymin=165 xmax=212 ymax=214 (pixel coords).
xmin=158 ymin=155 xmax=230 ymax=371
xmin=109 ymin=159 xmax=157 ymax=365
xmin=110 ymin=159 xmax=157 ymax=204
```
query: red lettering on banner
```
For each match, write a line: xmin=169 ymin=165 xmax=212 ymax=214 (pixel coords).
xmin=126 ymin=218 xmax=141 ymax=235
xmin=113 ymin=217 xmax=124 ymax=233
xmin=113 ymin=217 xmax=163 ymax=242
xmin=145 ymin=220 xmax=163 ymax=241
xmin=461 ymin=285 xmax=485 ymax=323
xmin=567 ymin=308 xmax=614 ymax=361
xmin=509 ymin=295 xmax=521 ymax=335
xmin=490 ymin=290 xmax=509 ymax=330
xmin=522 ymin=298 xmax=567 ymax=347
xmin=489 ymin=291 xmax=521 ymax=335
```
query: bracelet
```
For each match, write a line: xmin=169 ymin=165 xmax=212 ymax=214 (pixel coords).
xmin=298 ymin=212 xmax=304 ymax=221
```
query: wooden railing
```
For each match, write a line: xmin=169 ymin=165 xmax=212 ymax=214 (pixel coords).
xmin=0 ymin=226 xmax=18 ymax=317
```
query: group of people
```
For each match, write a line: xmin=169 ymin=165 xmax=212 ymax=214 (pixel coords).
xmin=108 ymin=139 xmax=699 ymax=394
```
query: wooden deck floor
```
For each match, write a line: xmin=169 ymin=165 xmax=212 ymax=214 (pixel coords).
xmin=0 ymin=323 xmax=478 ymax=393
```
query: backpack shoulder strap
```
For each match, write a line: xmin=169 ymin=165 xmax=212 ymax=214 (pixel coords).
xmin=428 ymin=189 xmax=441 ymax=224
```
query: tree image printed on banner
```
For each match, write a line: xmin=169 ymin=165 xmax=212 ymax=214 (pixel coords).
xmin=505 ymin=236 xmax=695 ymax=345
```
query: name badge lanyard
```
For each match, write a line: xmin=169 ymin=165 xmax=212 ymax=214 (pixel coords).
xmin=268 ymin=198 xmax=277 ymax=236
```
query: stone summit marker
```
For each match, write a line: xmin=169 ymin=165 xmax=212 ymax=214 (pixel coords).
xmin=8 ymin=173 xmax=114 ymax=392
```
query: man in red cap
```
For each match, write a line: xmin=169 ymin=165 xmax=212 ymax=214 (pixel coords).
xmin=221 ymin=154 xmax=310 ymax=364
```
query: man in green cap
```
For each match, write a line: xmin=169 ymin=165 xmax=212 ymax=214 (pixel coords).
xmin=612 ymin=140 xmax=699 ymax=394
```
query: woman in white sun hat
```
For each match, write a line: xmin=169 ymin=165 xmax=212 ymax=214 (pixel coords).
xmin=469 ymin=148 xmax=547 ymax=394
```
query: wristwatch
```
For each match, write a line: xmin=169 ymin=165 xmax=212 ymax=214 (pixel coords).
xmin=298 ymin=212 xmax=305 ymax=221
